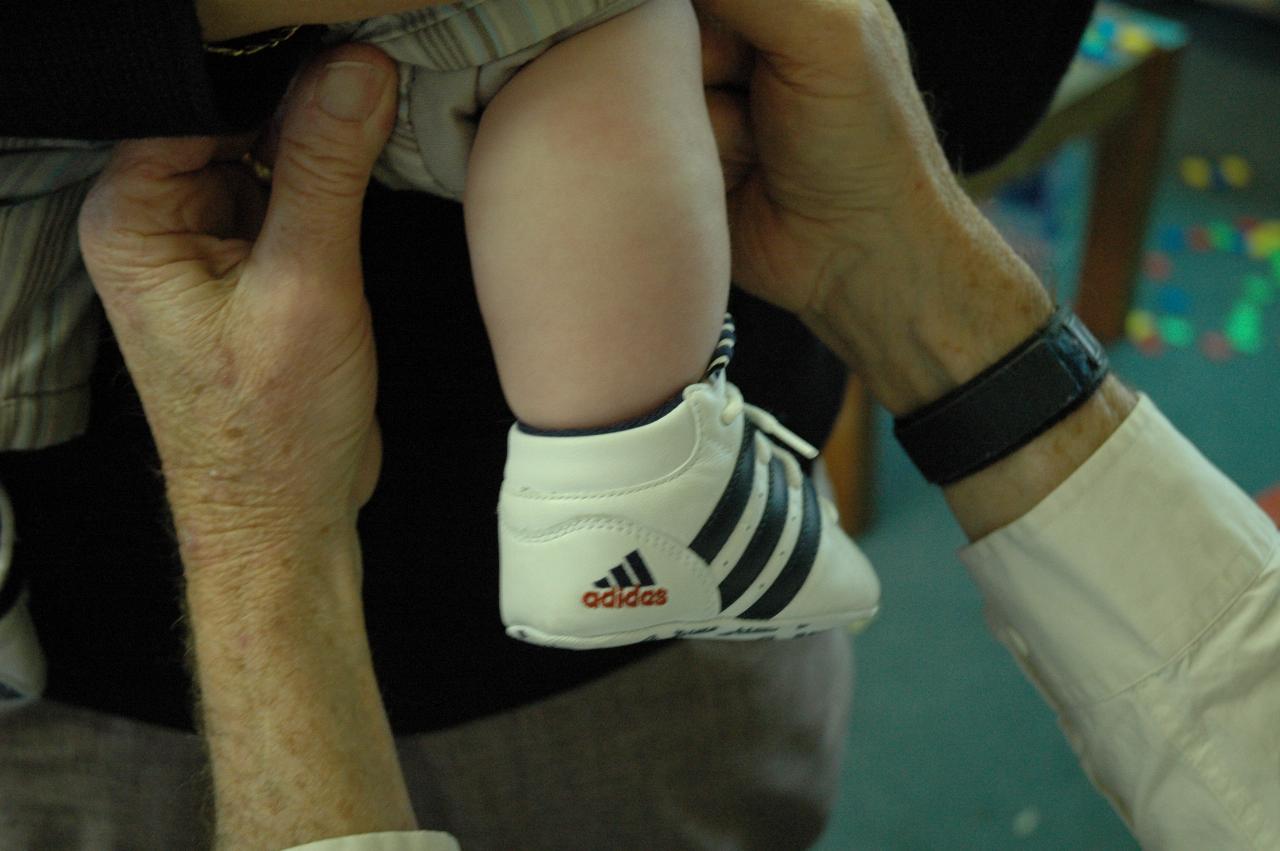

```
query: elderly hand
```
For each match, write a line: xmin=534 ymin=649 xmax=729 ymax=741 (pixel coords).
xmin=78 ymin=44 xmax=398 ymax=550
xmin=696 ymin=0 xmax=1136 ymax=542
xmin=696 ymin=0 xmax=955 ymax=311
xmin=696 ymin=0 xmax=1054 ymax=415
xmin=79 ymin=47 xmax=427 ymax=848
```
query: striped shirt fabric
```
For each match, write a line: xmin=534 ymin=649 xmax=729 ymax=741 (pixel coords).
xmin=0 ymin=138 xmax=113 ymax=450
xmin=325 ymin=0 xmax=645 ymax=71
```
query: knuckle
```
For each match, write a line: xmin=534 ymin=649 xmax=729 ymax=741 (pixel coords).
xmin=274 ymin=130 xmax=368 ymax=202
xmin=76 ymin=177 xmax=123 ymax=254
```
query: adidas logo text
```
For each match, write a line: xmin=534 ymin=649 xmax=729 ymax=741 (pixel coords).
xmin=582 ymin=587 xmax=668 ymax=609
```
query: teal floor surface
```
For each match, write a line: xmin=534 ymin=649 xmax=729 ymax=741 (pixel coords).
xmin=814 ymin=2 xmax=1280 ymax=848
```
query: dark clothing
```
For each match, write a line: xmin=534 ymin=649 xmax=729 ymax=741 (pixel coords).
xmin=0 ymin=6 xmax=322 ymax=138
xmin=0 ymin=1 xmax=1096 ymax=733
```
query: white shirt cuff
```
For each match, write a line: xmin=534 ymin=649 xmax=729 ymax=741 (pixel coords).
xmin=958 ymin=393 xmax=1277 ymax=707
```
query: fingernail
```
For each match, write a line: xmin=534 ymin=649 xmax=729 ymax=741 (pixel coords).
xmin=315 ymin=62 xmax=384 ymax=121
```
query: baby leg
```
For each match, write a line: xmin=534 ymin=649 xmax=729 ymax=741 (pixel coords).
xmin=464 ymin=0 xmax=730 ymax=430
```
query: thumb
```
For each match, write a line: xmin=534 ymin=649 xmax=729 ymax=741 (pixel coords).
xmin=256 ymin=44 xmax=398 ymax=278
xmin=693 ymin=0 xmax=859 ymax=66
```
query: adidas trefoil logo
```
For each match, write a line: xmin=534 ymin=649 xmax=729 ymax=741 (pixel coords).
xmin=582 ymin=550 xmax=669 ymax=609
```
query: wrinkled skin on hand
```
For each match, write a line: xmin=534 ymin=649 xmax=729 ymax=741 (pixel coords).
xmin=695 ymin=0 xmax=963 ymax=320
xmin=78 ymin=47 xmax=399 ymax=544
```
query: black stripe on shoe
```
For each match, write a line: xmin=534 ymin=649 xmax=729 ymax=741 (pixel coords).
xmin=626 ymin=551 xmax=655 ymax=586
xmin=689 ymin=422 xmax=757 ymax=564
xmin=740 ymin=475 xmax=822 ymax=620
xmin=592 ymin=551 xmax=657 ymax=590
xmin=717 ymin=456 xmax=789 ymax=611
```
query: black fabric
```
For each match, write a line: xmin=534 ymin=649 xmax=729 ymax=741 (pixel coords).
xmin=894 ymin=0 xmax=1099 ymax=174
xmin=0 ymin=5 xmax=321 ymax=138
xmin=204 ymin=27 xmax=327 ymax=136
xmin=0 ymin=1 xmax=1097 ymax=733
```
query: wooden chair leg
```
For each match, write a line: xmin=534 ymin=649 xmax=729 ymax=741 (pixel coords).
xmin=821 ymin=374 xmax=876 ymax=536
xmin=1075 ymin=47 xmax=1183 ymax=342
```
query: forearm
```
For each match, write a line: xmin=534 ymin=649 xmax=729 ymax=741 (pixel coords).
xmin=179 ymin=518 xmax=416 ymax=850
xmin=809 ymin=183 xmax=1138 ymax=540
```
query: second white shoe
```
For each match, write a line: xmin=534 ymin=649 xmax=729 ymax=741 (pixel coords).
xmin=499 ymin=369 xmax=881 ymax=650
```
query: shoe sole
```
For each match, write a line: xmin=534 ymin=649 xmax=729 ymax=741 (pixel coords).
xmin=507 ymin=605 xmax=879 ymax=650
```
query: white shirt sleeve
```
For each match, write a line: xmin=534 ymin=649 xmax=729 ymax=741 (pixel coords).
xmin=284 ymin=831 xmax=461 ymax=851
xmin=960 ymin=394 xmax=1280 ymax=850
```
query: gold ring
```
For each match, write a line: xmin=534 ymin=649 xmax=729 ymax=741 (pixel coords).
xmin=240 ymin=152 xmax=274 ymax=184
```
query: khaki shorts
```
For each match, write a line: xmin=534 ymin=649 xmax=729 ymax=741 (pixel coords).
xmin=327 ymin=0 xmax=653 ymax=201
xmin=0 ymin=632 xmax=853 ymax=849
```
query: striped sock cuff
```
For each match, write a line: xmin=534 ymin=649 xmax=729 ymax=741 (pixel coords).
xmin=704 ymin=314 xmax=736 ymax=380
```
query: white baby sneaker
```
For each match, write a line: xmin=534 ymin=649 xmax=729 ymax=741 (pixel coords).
xmin=498 ymin=350 xmax=881 ymax=650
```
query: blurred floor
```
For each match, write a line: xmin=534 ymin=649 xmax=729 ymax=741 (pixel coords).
xmin=815 ymin=2 xmax=1280 ymax=848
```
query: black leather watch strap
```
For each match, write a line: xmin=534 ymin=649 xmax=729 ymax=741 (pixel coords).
xmin=893 ymin=306 xmax=1110 ymax=486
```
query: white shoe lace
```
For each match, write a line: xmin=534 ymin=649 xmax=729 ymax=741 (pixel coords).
xmin=719 ymin=381 xmax=820 ymax=491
